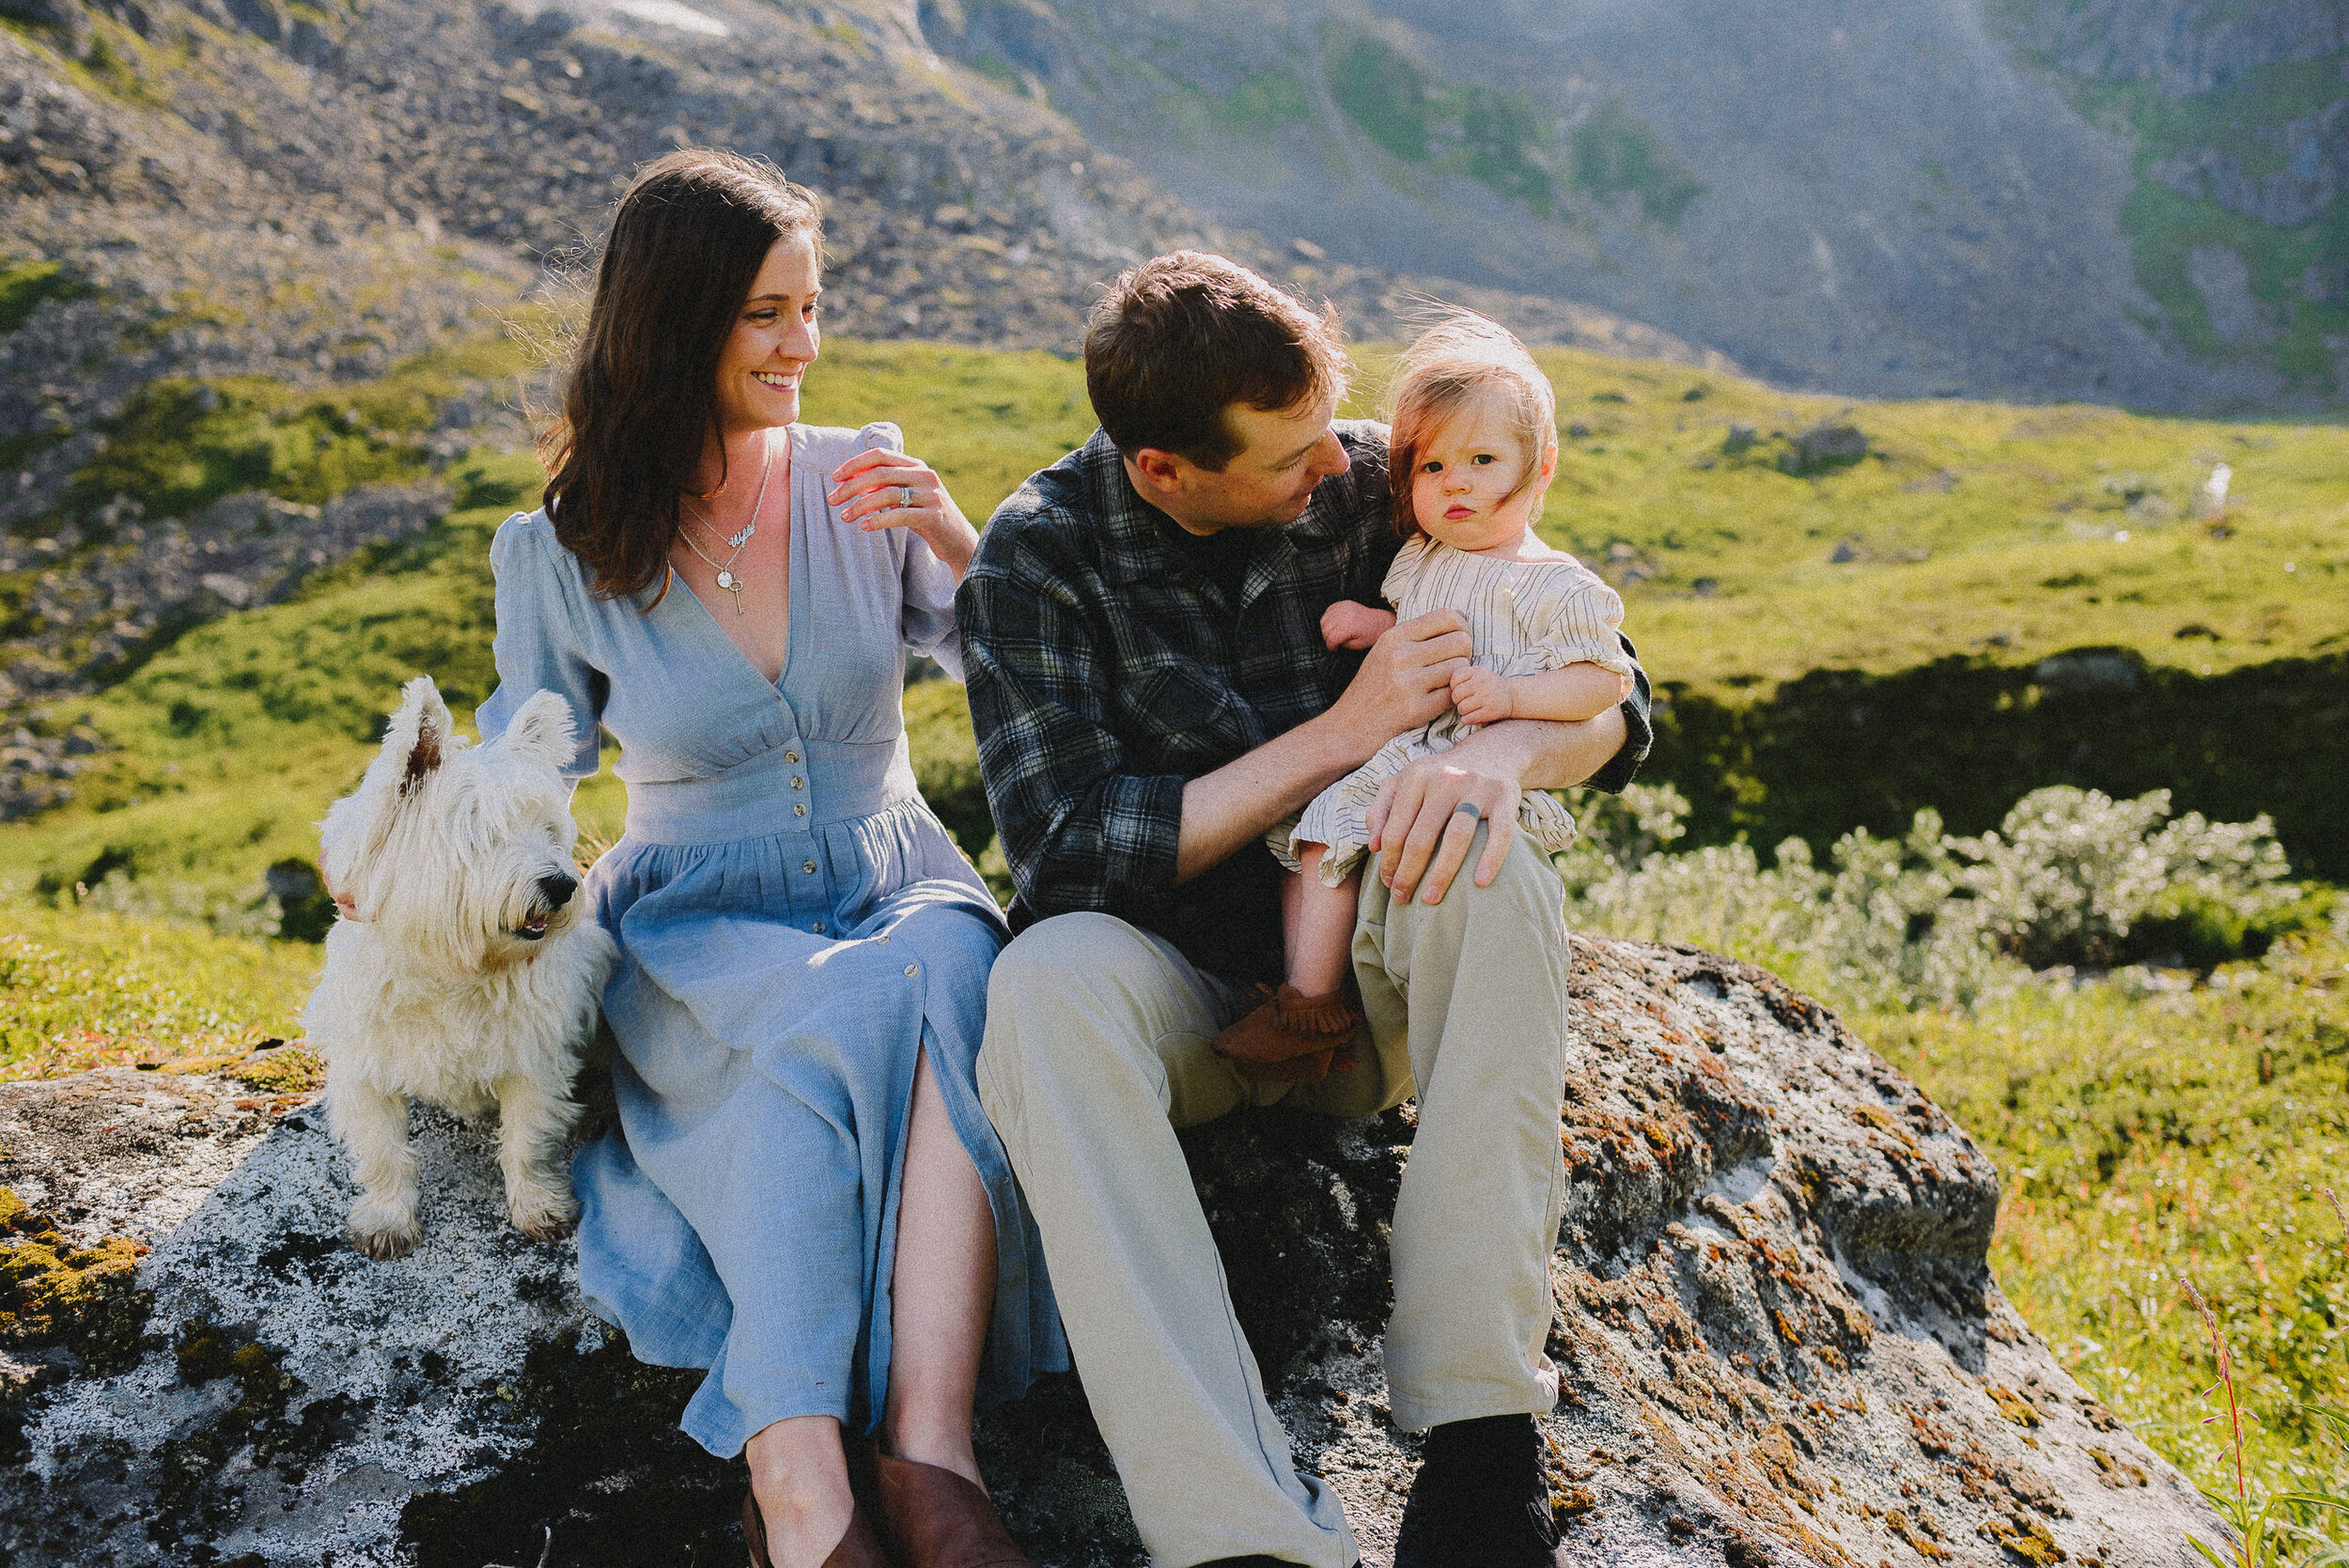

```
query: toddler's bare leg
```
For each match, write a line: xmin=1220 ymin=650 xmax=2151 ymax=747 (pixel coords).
xmin=1286 ymin=844 xmax=1361 ymax=999
xmin=1216 ymin=846 xmax=1371 ymax=1080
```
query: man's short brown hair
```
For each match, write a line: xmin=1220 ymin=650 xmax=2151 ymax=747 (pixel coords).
xmin=1084 ymin=252 xmax=1347 ymax=471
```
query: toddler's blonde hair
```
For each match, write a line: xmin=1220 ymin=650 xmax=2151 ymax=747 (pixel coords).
xmin=1383 ymin=309 xmax=1558 ymax=538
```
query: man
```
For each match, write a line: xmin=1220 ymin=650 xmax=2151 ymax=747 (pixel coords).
xmin=957 ymin=253 xmax=1651 ymax=1568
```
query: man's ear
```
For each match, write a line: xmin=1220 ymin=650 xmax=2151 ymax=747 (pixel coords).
xmin=1127 ymin=447 xmax=1188 ymax=501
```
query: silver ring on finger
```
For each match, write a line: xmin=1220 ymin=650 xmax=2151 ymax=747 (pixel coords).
xmin=898 ymin=485 xmax=915 ymax=510
xmin=1451 ymin=800 xmax=1486 ymax=825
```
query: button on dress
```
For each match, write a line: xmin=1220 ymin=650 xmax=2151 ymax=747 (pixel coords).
xmin=476 ymin=421 xmax=1065 ymax=1458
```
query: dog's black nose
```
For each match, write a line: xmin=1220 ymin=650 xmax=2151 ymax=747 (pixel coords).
xmin=537 ymin=872 xmax=579 ymax=908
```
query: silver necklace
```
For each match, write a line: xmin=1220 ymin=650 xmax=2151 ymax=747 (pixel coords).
xmin=679 ymin=437 xmax=774 ymax=614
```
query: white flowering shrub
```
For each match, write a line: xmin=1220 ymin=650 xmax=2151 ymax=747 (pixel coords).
xmin=1944 ymin=787 xmax=2295 ymax=969
xmin=1552 ymin=784 xmax=2309 ymax=1014
xmin=74 ymin=868 xmax=287 ymax=939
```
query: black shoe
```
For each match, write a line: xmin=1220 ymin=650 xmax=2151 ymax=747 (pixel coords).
xmin=1392 ymin=1414 xmax=1561 ymax=1568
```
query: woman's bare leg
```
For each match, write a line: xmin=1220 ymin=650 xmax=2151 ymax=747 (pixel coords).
xmin=882 ymin=1046 xmax=997 ymax=1487
xmin=1285 ymin=846 xmax=1361 ymax=998
xmin=745 ymin=1415 xmax=854 ymax=1567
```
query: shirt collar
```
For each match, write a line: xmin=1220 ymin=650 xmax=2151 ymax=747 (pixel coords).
xmin=1080 ymin=426 xmax=1367 ymax=588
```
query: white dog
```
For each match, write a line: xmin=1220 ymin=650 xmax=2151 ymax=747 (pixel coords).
xmin=308 ymin=675 xmax=617 ymax=1259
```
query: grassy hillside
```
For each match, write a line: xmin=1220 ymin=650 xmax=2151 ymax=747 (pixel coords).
xmin=2 ymin=336 xmax=2342 ymax=913
xmin=2 ymin=334 xmax=2345 ymax=1541
xmin=0 ymin=340 xmax=1095 ymax=909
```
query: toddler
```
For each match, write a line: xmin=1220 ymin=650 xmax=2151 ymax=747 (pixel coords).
xmin=1213 ymin=311 xmax=1640 ymax=1077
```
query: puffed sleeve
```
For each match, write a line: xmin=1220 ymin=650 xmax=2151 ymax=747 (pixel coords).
xmin=850 ymin=420 xmax=966 ymax=682
xmin=1379 ymin=534 xmax=1434 ymax=608
xmin=1529 ymin=560 xmax=1641 ymax=681
xmin=475 ymin=512 xmax=607 ymax=780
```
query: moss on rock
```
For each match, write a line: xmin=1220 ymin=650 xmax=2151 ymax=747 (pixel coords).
xmin=0 ymin=1186 xmax=152 ymax=1362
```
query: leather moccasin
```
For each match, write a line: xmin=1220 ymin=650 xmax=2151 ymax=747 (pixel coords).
xmin=873 ymin=1453 xmax=1035 ymax=1568
xmin=1209 ymin=984 xmax=1365 ymax=1082
xmin=742 ymin=1486 xmax=894 ymax=1568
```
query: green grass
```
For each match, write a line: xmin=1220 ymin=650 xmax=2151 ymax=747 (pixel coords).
xmin=1871 ymin=935 xmax=2349 ymax=1523
xmin=809 ymin=341 xmax=2349 ymax=704
xmin=1518 ymin=347 xmax=2349 ymax=696
xmin=4 ymin=337 xmax=2343 ymax=912
xmin=0 ymin=340 xmax=1094 ymax=910
xmin=39 ymin=332 xmax=537 ymax=533
xmin=0 ymin=329 xmax=2342 ymax=1539
xmin=1315 ymin=27 xmax=1702 ymax=230
xmin=1206 ymin=69 xmax=1315 ymax=138
xmin=0 ymin=901 xmax=315 ymax=1078
xmin=0 ymin=259 xmax=89 ymax=337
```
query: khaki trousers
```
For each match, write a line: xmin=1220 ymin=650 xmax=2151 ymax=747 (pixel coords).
xmin=976 ymin=825 xmax=1571 ymax=1568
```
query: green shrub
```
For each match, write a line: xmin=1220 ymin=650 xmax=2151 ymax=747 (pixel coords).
xmin=1567 ymin=99 xmax=1704 ymax=229
xmin=0 ymin=259 xmax=87 ymax=336
xmin=65 ymin=377 xmax=432 ymax=523
xmin=1557 ymin=782 xmax=2321 ymax=1011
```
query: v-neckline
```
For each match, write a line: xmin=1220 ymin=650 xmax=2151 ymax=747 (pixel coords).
xmin=663 ymin=426 xmax=803 ymax=697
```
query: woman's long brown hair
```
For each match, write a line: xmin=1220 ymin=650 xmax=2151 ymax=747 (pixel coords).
xmin=540 ymin=149 xmax=822 ymax=601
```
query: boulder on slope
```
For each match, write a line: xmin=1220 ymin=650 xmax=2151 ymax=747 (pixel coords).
xmin=0 ymin=937 xmax=2227 ymax=1566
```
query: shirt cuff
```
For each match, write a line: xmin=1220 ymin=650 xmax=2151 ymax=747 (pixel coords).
xmin=1584 ymin=695 xmax=1656 ymax=795
xmin=1100 ymin=772 xmax=1186 ymax=899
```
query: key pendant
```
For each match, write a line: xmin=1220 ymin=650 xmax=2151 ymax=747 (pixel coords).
xmin=716 ymin=569 xmax=744 ymax=613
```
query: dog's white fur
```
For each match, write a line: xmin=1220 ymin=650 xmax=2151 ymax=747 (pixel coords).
xmin=308 ymin=675 xmax=617 ymax=1259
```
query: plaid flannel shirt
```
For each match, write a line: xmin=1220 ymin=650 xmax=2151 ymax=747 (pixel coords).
xmin=957 ymin=421 xmax=1654 ymax=985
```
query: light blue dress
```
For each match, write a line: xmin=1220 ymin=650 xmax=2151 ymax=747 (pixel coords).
xmin=475 ymin=421 xmax=1065 ymax=1458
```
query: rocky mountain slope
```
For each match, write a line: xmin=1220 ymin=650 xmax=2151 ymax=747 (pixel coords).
xmin=0 ymin=938 xmax=2226 ymax=1566
xmin=0 ymin=0 xmax=1723 ymax=815
xmin=917 ymin=0 xmax=2346 ymax=410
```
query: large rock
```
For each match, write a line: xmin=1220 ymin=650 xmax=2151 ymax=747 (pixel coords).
xmin=0 ymin=939 xmax=2225 ymax=1566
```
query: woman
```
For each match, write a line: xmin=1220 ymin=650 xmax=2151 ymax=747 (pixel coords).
xmin=476 ymin=148 xmax=1063 ymax=1568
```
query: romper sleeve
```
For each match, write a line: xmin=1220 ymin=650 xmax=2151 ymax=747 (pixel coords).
xmin=475 ymin=512 xmax=607 ymax=781
xmin=855 ymin=420 xmax=966 ymax=683
xmin=1378 ymin=534 xmax=1434 ymax=609
xmin=1528 ymin=561 xmax=1641 ymax=682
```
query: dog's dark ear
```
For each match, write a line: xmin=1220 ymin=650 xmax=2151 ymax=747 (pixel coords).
xmin=383 ymin=675 xmax=454 ymax=799
xmin=402 ymin=717 xmax=441 ymax=796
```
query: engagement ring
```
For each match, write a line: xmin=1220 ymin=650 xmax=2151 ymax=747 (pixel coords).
xmin=899 ymin=485 xmax=915 ymax=509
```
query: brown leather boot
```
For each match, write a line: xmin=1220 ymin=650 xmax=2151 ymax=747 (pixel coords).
xmin=1209 ymin=984 xmax=1366 ymax=1082
xmin=873 ymin=1453 xmax=1036 ymax=1568
xmin=742 ymin=1487 xmax=894 ymax=1568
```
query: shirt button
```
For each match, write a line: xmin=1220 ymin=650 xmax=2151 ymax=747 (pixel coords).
xmin=877 ymin=935 xmax=889 ymax=945
xmin=794 ymin=803 xmax=807 ymax=816
xmin=904 ymin=963 xmax=919 ymax=977
xmin=814 ymin=922 xmax=827 ymax=934
xmin=784 ymin=750 xmax=800 ymax=763
xmin=802 ymin=860 xmax=817 ymax=874
xmin=791 ymin=777 xmax=805 ymax=790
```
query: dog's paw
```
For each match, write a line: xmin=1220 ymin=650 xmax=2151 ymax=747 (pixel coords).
xmin=508 ymin=1186 xmax=579 ymax=1243
xmin=348 ymin=1197 xmax=422 ymax=1259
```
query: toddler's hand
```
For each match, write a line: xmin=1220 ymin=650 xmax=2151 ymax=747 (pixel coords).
xmin=1450 ymin=665 xmax=1512 ymax=724
xmin=1321 ymin=599 xmax=1398 ymax=651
